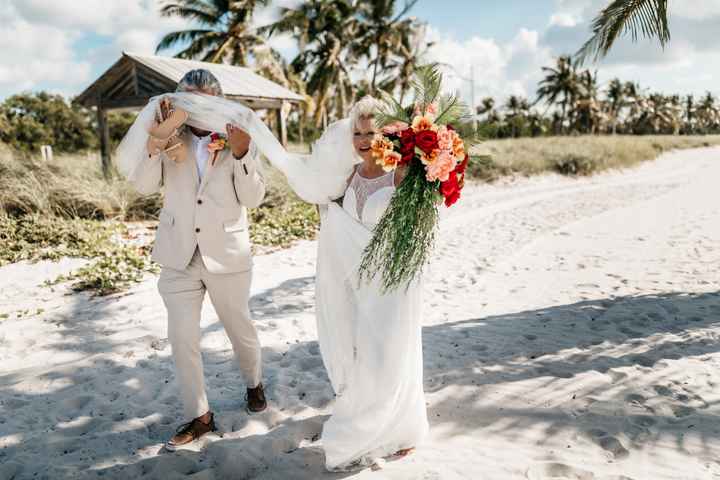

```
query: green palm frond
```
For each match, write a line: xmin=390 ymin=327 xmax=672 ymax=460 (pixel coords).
xmin=434 ymin=93 xmax=467 ymax=125
xmin=155 ymin=29 xmax=216 ymax=53
xmin=159 ymin=4 xmax=219 ymax=25
xmin=576 ymin=0 xmax=670 ymax=63
xmin=411 ymin=63 xmax=442 ymax=112
xmin=375 ymin=90 xmax=412 ymax=126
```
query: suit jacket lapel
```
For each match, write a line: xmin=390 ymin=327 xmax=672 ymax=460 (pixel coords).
xmin=184 ymin=135 xmax=200 ymax=189
xmin=198 ymin=145 xmax=226 ymax=194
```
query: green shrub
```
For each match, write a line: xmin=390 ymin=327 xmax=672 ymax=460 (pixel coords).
xmin=1 ymin=92 xmax=95 ymax=152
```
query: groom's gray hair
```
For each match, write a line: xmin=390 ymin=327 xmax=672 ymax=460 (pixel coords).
xmin=176 ymin=69 xmax=224 ymax=96
xmin=349 ymin=95 xmax=382 ymax=130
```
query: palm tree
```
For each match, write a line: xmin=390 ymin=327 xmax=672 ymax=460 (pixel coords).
xmin=477 ymin=97 xmax=495 ymax=118
xmin=623 ymin=81 xmax=644 ymax=132
xmin=354 ymin=0 xmax=420 ymax=93
xmin=683 ymin=94 xmax=696 ymax=134
xmin=573 ymin=69 xmax=602 ymax=133
xmin=696 ymin=92 xmax=720 ymax=134
xmin=375 ymin=22 xmax=432 ymax=104
xmin=606 ymin=78 xmax=625 ymax=134
xmin=156 ymin=0 xmax=269 ymax=65
xmin=536 ymin=55 xmax=580 ymax=134
xmin=253 ymin=45 xmax=316 ymax=143
xmin=576 ymin=0 xmax=670 ymax=63
xmin=264 ymin=0 xmax=361 ymax=125
xmin=504 ymin=95 xmax=530 ymax=138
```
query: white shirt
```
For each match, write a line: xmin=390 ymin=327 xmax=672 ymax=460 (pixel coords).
xmin=191 ymin=133 xmax=212 ymax=182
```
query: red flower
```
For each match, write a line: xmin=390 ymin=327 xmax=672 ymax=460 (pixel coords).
xmin=456 ymin=153 xmax=469 ymax=174
xmin=440 ymin=171 xmax=461 ymax=207
xmin=399 ymin=128 xmax=416 ymax=165
xmin=415 ymin=130 xmax=439 ymax=155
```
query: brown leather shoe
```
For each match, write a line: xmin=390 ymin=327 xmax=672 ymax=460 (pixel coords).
xmin=246 ymin=383 xmax=267 ymax=413
xmin=165 ymin=412 xmax=216 ymax=451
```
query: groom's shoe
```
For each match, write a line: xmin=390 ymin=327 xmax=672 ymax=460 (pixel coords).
xmin=165 ymin=411 xmax=217 ymax=451
xmin=246 ymin=383 xmax=267 ymax=413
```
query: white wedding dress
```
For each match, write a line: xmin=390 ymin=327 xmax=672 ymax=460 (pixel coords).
xmin=316 ymin=167 xmax=429 ymax=470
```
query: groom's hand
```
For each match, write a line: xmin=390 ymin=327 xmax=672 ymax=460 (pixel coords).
xmin=227 ymin=123 xmax=251 ymax=159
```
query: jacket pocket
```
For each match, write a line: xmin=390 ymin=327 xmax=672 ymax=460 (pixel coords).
xmin=223 ymin=218 xmax=246 ymax=233
xmin=159 ymin=210 xmax=175 ymax=226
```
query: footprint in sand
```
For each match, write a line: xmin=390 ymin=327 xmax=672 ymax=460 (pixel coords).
xmin=671 ymin=405 xmax=696 ymax=418
xmin=526 ymin=462 xmax=595 ymax=480
xmin=583 ymin=429 xmax=630 ymax=460
xmin=61 ymin=395 xmax=93 ymax=411
xmin=526 ymin=463 xmax=635 ymax=480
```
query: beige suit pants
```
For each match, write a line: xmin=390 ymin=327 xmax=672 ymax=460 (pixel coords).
xmin=158 ymin=249 xmax=261 ymax=419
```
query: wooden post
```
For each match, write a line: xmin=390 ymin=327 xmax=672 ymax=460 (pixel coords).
xmin=96 ymin=99 xmax=111 ymax=179
xmin=40 ymin=145 xmax=54 ymax=162
xmin=277 ymin=101 xmax=288 ymax=147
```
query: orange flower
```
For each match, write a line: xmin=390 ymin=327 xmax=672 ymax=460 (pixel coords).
xmin=378 ymin=150 xmax=402 ymax=172
xmin=207 ymin=133 xmax=227 ymax=153
xmin=411 ymin=114 xmax=437 ymax=133
xmin=420 ymin=148 xmax=439 ymax=165
xmin=451 ymin=132 xmax=465 ymax=158
xmin=425 ymin=149 xmax=457 ymax=182
xmin=371 ymin=134 xmax=393 ymax=160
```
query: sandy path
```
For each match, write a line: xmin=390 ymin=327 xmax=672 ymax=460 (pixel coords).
xmin=1 ymin=147 xmax=719 ymax=480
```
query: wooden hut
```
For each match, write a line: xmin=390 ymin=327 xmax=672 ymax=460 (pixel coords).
xmin=75 ymin=52 xmax=303 ymax=175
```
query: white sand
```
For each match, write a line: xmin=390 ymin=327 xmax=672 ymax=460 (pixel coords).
xmin=1 ymin=147 xmax=720 ymax=480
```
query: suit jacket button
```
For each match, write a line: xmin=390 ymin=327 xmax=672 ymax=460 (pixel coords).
xmin=195 ymin=228 xmax=200 ymax=233
xmin=197 ymin=199 xmax=202 ymax=205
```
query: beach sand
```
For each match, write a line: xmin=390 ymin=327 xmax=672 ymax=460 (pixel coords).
xmin=1 ymin=147 xmax=719 ymax=480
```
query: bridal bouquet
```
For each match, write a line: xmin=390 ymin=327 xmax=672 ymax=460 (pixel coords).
xmin=358 ymin=64 xmax=478 ymax=292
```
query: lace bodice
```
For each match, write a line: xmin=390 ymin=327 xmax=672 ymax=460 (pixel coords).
xmin=342 ymin=169 xmax=395 ymax=226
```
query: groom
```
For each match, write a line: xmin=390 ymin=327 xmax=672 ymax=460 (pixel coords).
xmin=129 ymin=69 xmax=267 ymax=451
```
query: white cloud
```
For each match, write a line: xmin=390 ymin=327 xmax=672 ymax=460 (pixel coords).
xmin=549 ymin=13 xmax=578 ymax=27
xmin=425 ymin=26 xmax=552 ymax=106
xmin=542 ymin=0 xmax=720 ymax=96
xmin=0 ymin=6 xmax=91 ymax=97
xmin=0 ymin=0 xmax=190 ymax=99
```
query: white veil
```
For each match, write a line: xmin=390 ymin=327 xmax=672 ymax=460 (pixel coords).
xmin=116 ymin=92 xmax=360 ymax=204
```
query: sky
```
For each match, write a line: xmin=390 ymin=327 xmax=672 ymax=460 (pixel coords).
xmin=2 ymin=0 xmax=720 ymax=106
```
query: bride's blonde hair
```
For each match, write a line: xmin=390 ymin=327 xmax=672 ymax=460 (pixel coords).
xmin=349 ymin=95 xmax=382 ymax=130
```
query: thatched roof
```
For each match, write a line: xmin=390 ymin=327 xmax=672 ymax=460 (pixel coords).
xmin=76 ymin=52 xmax=303 ymax=110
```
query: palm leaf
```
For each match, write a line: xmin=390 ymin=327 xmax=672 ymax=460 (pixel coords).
xmin=159 ymin=2 xmax=220 ymax=25
xmin=375 ymin=90 xmax=412 ymax=127
xmin=411 ymin=63 xmax=442 ymax=112
xmin=155 ymin=29 xmax=216 ymax=53
xmin=576 ymin=0 xmax=670 ymax=63
xmin=434 ymin=93 xmax=467 ymax=125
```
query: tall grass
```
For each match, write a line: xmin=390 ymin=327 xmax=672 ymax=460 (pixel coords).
xmin=2 ymin=135 xmax=719 ymax=294
xmin=0 ymin=144 xmax=318 ymax=247
xmin=0 ymin=145 xmax=159 ymax=220
xmin=469 ymin=135 xmax=720 ymax=180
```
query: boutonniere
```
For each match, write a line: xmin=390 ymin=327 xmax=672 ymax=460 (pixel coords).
xmin=207 ymin=133 xmax=227 ymax=165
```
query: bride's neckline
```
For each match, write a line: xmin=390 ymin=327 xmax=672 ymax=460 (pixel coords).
xmin=355 ymin=167 xmax=393 ymax=181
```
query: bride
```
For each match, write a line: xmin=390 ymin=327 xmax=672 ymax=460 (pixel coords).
xmin=314 ymin=96 xmax=429 ymax=470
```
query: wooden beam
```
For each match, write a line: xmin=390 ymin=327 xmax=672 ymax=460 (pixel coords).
xmin=101 ymin=96 xmax=153 ymax=110
xmin=96 ymin=98 xmax=111 ymax=179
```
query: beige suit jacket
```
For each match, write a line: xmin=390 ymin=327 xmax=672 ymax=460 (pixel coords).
xmin=130 ymin=131 xmax=265 ymax=274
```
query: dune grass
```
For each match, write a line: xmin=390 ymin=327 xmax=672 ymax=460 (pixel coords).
xmin=0 ymin=145 xmax=316 ymax=294
xmin=2 ymin=135 xmax=719 ymax=294
xmin=469 ymin=135 xmax=720 ymax=180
